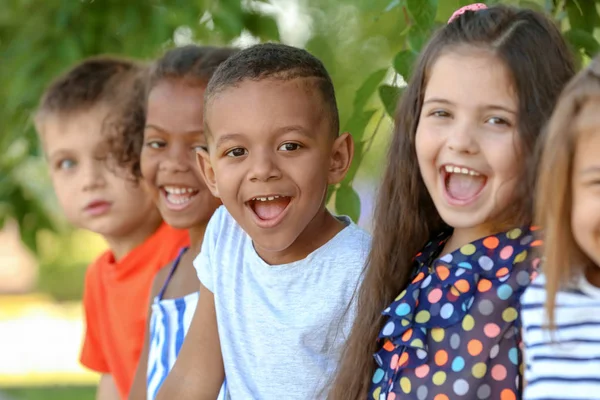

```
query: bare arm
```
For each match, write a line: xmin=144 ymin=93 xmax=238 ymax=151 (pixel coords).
xmin=128 ymin=269 xmax=167 ymax=400
xmin=155 ymin=282 xmax=224 ymax=400
xmin=97 ymin=374 xmax=120 ymax=400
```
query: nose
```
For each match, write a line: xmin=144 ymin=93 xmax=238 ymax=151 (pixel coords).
xmin=159 ymin=143 xmax=192 ymax=173
xmin=248 ymin=149 xmax=282 ymax=182
xmin=82 ymin=158 xmax=107 ymax=192
xmin=446 ymin=120 xmax=479 ymax=154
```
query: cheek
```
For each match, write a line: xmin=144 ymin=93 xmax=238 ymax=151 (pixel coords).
xmin=487 ymin=135 xmax=520 ymax=177
xmin=139 ymin=150 xmax=158 ymax=182
xmin=414 ymin=124 xmax=434 ymax=176
xmin=571 ymin=188 xmax=600 ymax=248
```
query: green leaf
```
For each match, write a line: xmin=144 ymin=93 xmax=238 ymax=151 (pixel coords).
xmin=565 ymin=0 xmax=600 ymax=33
xmin=385 ymin=0 xmax=401 ymax=12
xmin=406 ymin=0 xmax=438 ymax=27
xmin=564 ymin=29 xmax=600 ymax=58
xmin=353 ymin=69 xmax=388 ymax=112
xmin=518 ymin=0 xmax=544 ymax=12
xmin=407 ymin=24 xmax=429 ymax=53
xmin=342 ymin=109 xmax=377 ymax=142
xmin=211 ymin=0 xmax=245 ymax=40
xmin=335 ymin=184 xmax=361 ymax=223
xmin=379 ymin=85 xmax=403 ymax=117
xmin=393 ymin=49 xmax=416 ymax=80
xmin=242 ymin=12 xmax=280 ymax=41
xmin=344 ymin=140 xmax=365 ymax=183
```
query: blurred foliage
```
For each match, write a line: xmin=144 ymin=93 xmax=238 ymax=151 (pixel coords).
xmin=1 ymin=0 xmax=600 ymax=298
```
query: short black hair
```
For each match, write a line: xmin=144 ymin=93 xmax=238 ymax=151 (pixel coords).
xmin=205 ymin=42 xmax=340 ymax=135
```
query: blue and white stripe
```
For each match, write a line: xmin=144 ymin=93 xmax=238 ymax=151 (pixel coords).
xmin=521 ymin=273 xmax=600 ymax=400
xmin=146 ymin=291 xmax=228 ymax=399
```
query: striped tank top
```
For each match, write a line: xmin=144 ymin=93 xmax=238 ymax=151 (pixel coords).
xmin=521 ymin=272 xmax=600 ymax=399
xmin=146 ymin=247 xmax=228 ymax=399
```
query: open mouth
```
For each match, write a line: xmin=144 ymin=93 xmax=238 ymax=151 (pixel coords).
xmin=441 ymin=164 xmax=487 ymax=204
xmin=161 ymin=186 xmax=200 ymax=210
xmin=247 ymin=195 xmax=292 ymax=226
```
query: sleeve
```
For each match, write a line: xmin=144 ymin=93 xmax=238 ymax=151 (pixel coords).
xmin=79 ymin=262 xmax=110 ymax=373
xmin=193 ymin=206 xmax=223 ymax=293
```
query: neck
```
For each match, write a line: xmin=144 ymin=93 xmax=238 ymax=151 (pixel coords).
xmin=258 ymin=208 xmax=344 ymax=265
xmin=104 ymin=209 xmax=163 ymax=261
xmin=188 ymin=223 xmax=208 ymax=255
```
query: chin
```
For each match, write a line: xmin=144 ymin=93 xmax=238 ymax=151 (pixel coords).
xmin=252 ymin=232 xmax=298 ymax=255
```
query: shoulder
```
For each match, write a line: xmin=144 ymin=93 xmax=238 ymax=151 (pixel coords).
xmin=330 ymin=218 xmax=372 ymax=258
xmin=521 ymin=272 xmax=547 ymax=306
xmin=205 ymin=206 xmax=246 ymax=247
xmin=84 ymin=250 xmax=113 ymax=288
xmin=150 ymin=262 xmax=173 ymax=300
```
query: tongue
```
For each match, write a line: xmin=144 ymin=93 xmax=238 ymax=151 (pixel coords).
xmin=253 ymin=197 xmax=290 ymax=220
xmin=446 ymin=174 xmax=486 ymax=200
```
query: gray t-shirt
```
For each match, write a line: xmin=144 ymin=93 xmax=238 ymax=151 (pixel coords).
xmin=194 ymin=206 xmax=371 ymax=399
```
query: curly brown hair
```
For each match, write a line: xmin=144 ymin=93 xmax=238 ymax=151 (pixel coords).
xmin=35 ymin=55 xmax=145 ymax=147
xmin=112 ymin=45 xmax=238 ymax=179
xmin=329 ymin=5 xmax=575 ymax=399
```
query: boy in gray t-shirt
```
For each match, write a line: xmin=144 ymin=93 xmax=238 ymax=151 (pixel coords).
xmin=156 ymin=42 xmax=371 ymax=400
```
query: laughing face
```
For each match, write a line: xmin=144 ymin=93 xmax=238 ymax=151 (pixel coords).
xmin=199 ymin=77 xmax=352 ymax=264
xmin=416 ymin=49 xmax=521 ymax=243
xmin=141 ymin=79 xmax=221 ymax=230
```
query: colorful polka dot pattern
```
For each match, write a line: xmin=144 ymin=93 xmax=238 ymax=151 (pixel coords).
xmin=370 ymin=227 xmax=541 ymax=399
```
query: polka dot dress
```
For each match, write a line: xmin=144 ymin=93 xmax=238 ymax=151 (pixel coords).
xmin=370 ymin=228 xmax=542 ymax=400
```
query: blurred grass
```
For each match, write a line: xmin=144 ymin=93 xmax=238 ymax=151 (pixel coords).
xmin=3 ymin=386 xmax=95 ymax=400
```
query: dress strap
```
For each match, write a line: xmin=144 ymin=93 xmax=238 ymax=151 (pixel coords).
xmin=157 ymin=246 xmax=189 ymax=300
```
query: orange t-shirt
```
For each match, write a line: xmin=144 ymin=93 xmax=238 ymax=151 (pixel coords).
xmin=79 ymin=223 xmax=189 ymax=399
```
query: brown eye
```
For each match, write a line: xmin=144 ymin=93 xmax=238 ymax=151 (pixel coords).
xmin=278 ymin=143 xmax=301 ymax=151
xmin=226 ymin=147 xmax=248 ymax=157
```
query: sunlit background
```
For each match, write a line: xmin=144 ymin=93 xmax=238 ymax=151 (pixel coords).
xmin=0 ymin=0 xmax=595 ymax=398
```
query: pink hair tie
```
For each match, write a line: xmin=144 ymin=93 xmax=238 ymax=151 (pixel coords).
xmin=448 ymin=3 xmax=487 ymax=24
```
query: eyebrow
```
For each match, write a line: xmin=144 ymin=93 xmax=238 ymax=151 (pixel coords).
xmin=215 ymin=133 xmax=245 ymax=148
xmin=214 ymin=125 xmax=314 ymax=148
xmin=580 ymin=165 xmax=600 ymax=176
xmin=423 ymin=98 xmax=517 ymax=115
xmin=47 ymin=149 xmax=70 ymax=162
xmin=145 ymin=124 xmax=204 ymax=135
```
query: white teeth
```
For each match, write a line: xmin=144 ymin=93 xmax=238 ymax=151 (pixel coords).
xmin=164 ymin=186 xmax=198 ymax=194
xmin=252 ymin=195 xmax=281 ymax=202
xmin=444 ymin=165 xmax=481 ymax=176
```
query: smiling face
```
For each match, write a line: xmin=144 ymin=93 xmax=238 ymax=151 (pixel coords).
xmin=415 ymin=49 xmax=521 ymax=243
xmin=140 ymin=79 xmax=221 ymax=230
xmin=199 ymin=77 xmax=352 ymax=264
xmin=43 ymin=105 xmax=159 ymax=238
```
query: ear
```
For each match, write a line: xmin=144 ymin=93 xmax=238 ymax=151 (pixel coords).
xmin=196 ymin=149 xmax=220 ymax=198
xmin=328 ymin=132 xmax=354 ymax=185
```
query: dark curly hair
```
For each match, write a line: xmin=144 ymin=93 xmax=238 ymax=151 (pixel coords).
xmin=114 ymin=45 xmax=238 ymax=179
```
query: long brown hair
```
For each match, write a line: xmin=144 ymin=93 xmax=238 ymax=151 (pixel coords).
xmin=536 ymin=57 xmax=600 ymax=330
xmin=329 ymin=5 xmax=575 ymax=399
